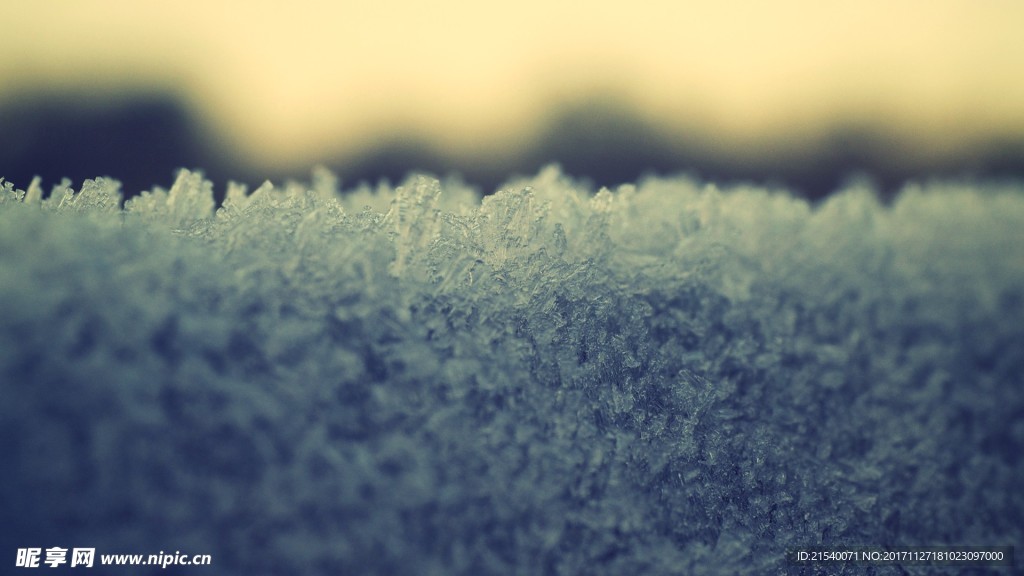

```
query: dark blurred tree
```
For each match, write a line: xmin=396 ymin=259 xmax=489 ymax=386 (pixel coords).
xmin=0 ymin=92 xmax=236 ymax=197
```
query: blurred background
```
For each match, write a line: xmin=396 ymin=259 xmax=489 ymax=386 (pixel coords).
xmin=1 ymin=0 xmax=1023 ymax=201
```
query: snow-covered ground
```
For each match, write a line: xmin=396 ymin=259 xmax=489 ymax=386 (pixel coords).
xmin=2 ymin=167 xmax=1021 ymax=574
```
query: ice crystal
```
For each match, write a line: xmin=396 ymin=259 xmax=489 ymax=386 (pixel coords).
xmin=1 ymin=167 xmax=1022 ymax=575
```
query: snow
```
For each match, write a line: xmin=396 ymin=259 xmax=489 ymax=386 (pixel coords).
xmin=1 ymin=167 xmax=1022 ymax=574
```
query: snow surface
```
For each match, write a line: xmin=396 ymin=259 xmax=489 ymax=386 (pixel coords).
xmin=1 ymin=167 xmax=1022 ymax=574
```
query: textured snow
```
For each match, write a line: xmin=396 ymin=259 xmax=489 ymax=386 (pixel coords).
xmin=1 ymin=167 xmax=1022 ymax=574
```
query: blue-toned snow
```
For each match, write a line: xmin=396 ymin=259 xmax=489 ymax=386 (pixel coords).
xmin=1 ymin=167 xmax=1022 ymax=575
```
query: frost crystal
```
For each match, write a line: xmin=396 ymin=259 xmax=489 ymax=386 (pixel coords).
xmin=1 ymin=167 xmax=1022 ymax=575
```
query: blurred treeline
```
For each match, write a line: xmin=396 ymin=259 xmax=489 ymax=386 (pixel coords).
xmin=2 ymin=91 xmax=1022 ymax=202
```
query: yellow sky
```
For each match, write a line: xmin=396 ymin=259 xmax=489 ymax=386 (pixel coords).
xmin=2 ymin=0 xmax=1023 ymax=167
